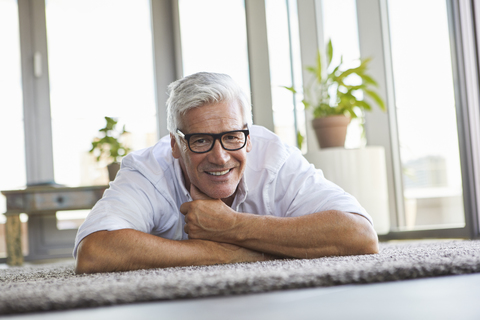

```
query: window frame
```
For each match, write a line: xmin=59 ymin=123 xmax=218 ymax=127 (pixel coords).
xmin=18 ymin=0 xmax=55 ymax=185
xmin=356 ymin=0 xmax=480 ymax=240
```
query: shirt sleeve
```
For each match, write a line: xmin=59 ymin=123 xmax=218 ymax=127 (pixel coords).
xmin=273 ymin=147 xmax=373 ymax=225
xmin=73 ymin=167 xmax=167 ymax=258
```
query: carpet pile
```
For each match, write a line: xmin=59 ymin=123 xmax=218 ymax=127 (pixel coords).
xmin=1 ymin=240 xmax=480 ymax=315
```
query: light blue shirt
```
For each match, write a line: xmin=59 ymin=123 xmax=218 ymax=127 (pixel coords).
xmin=73 ymin=125 xmax=371 ymax=258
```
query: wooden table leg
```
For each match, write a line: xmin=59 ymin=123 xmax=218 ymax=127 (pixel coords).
xmin=5 ymin=214 xmax=23 ymax=266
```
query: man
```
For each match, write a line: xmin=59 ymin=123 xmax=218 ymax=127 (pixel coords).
xmin=74 ymin=72 xmax=378 ymax=274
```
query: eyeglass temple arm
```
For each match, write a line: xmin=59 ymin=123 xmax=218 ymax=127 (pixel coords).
xmin=176 ymin=129 xmax=185 ymax=138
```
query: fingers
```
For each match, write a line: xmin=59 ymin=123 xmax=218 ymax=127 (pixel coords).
xmin=179 ymin=202 xmax=190 ymax=216
xmin=180 ymin=185 xmax=211 ymax=216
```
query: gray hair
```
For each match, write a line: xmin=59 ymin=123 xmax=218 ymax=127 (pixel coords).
xmin=166 ymin=72 xmax=253 ymax=133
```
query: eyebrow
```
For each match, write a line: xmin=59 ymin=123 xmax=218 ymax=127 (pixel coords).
xmin=181 ymin=124 xmax=249 ymax=135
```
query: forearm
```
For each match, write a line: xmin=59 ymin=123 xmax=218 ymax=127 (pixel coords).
xmin=222 ymin=211 xmax=379 ymax=259
xmin=75 ymin=229 xmax=271 ymax=274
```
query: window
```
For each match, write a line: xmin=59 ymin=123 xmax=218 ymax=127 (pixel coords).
xmin=265 ymin=0 xmax=305 ymax=150
xmin=322 ymin=0 xmax=364 ymax=149
xmin=388 ymin=0 xmax=465 ymax=230
xmin=0 ymin=0 xmax=28 ymax=257
xmin=45 ymin=0 xmax=157 ymax=187
xmin=178 ymin=0 xmax=250 ymax=99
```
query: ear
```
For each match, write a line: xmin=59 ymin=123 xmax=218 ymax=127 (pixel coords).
xmin=171 ymin=133 xmax=181 ymax=159
xmin=246 ymin=134 xmax=252 ymax=153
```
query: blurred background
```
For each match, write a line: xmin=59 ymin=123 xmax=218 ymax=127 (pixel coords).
xmin=1 ymin=0 xmax=479 ymax=259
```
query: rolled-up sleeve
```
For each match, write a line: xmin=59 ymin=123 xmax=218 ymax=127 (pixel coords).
xmin=73 ymin=168 xmax=165 ymax=258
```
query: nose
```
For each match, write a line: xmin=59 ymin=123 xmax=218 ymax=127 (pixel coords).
xmin=207 ymin=139 xmax=230 ymax=165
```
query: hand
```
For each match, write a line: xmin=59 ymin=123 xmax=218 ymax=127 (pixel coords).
xmin=180 ymin=184 xmax=238 ymax=242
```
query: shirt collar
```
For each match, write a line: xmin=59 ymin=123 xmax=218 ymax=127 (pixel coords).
xmin=231 ymin=175 xmax=248 ymax=211
xmin=173 ymin=159 xmax=192 ymax=202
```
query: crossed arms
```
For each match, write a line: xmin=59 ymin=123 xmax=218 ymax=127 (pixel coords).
xmin=75 ymin=185 xmax=379 ymax=274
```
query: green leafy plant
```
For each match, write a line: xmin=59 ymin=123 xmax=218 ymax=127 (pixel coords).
xmin=89 ymin=117 xmax=131 ymax=163
xmin=285 ymin=39 xmax=386 ymax=119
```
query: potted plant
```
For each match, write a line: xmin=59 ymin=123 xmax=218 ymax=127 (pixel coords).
xmin=89 ymin=116 xmax=131 ymax=181
xmin=285 ymin=39 xmax=386 ymax=148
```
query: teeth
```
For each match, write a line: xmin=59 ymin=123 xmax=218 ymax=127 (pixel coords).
xmin=207 ymin=169 xmax=230 ymax=176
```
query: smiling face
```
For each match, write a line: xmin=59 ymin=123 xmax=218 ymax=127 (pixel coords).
xmin=171 ymin=100 xmax=252 ymax=205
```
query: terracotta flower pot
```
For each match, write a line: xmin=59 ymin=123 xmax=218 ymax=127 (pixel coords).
xmin=311 ymin=115 xmax=351 ymax=148
xmin=107 ymin=162 xmax=121 ymax=181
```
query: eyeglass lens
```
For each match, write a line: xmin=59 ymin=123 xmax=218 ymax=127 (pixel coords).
xmin=189 ymin=131 xmax=246 ymax=152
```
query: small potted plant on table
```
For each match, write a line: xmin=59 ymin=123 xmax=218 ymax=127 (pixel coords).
xmin=286 ymin=39 xmax=386 ymax=148
xmin=89 ymin=116 xmax=131 ymax=181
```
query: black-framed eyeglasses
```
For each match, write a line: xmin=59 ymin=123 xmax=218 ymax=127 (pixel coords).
xmin=176 ymin=128 xmax=250 ymax=154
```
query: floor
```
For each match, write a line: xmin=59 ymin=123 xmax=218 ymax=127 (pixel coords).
xmin=3 ymin=270 xmax=480 ymax=320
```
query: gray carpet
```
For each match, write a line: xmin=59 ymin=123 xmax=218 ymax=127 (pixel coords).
xmin=1 ymin=240 xmax=480 ymax=315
